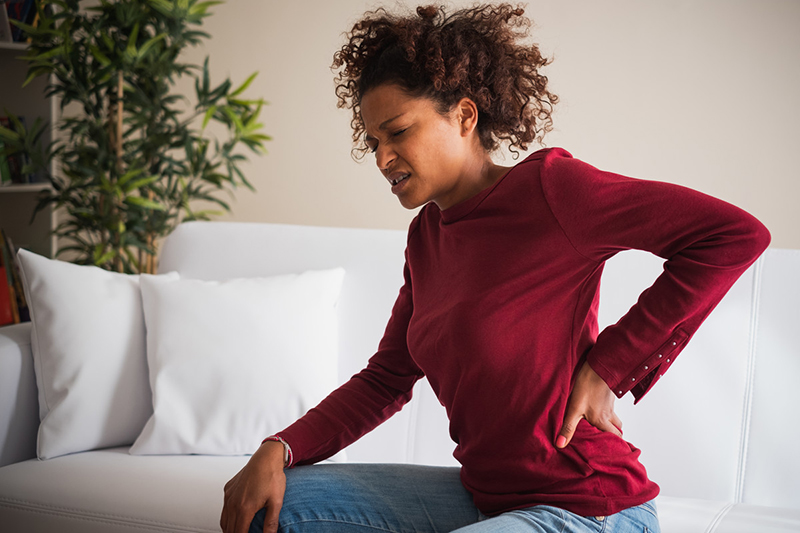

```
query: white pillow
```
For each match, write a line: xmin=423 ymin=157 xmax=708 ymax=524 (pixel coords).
xmin=16 ymin=249 xmax=177 ymax=459
xmin=130 ymin=268 xmax=345 ymax=455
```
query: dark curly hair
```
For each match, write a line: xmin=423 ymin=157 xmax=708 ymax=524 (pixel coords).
xmin=332 ymin=3 xmax=558 ymax=159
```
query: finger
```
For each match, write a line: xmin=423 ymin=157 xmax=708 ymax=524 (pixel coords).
xmin=556 ymin=414 xmax=582 ymax=448
xmin=611 ymin=412 xmax=623 ymax=434
xmin=220 ymin=494 xmax=231 ymax=533
xmin=224 ymin=506 xmax=236 ymax=533
xmin=262 ymin=499 xmax=283 ymax=533
xmin=234 ymin=507 xmax=255 ymax=533
xmin=595 ymin=417 xmax=623 ymax=438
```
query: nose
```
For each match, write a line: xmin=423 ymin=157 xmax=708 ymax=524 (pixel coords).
xmin=375 ymin=143 xmax=396 ymax=172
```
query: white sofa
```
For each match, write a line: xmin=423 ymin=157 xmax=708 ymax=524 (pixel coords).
xmin=0 ymin=221 xmax=798 ymax=533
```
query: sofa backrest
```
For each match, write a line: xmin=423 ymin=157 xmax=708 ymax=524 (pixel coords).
xmin=159 ymin=221 xmax=800 ymax=511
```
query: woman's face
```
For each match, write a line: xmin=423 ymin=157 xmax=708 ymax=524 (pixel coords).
xmin=360 ymin=83 xmax=479 ymax=210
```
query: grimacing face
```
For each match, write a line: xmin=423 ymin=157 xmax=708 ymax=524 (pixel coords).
xmin=360 ymin=83 xmax=481 ymax=211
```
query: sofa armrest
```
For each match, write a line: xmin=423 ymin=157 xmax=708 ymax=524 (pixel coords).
xmin=0 ymin=322 xmax=38 ymax=467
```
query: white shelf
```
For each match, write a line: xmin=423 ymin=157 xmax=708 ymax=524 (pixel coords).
xmin=1 ymin=40 xmax=56 ymax=258
xmin=0 ymin=42 xmax=27 ymax=51
xmin=0 ymin=183 xmax=51 ymax=193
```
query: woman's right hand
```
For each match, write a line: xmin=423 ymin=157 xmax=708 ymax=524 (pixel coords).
xmin=221 ymin=440 xmax=287 ymax=533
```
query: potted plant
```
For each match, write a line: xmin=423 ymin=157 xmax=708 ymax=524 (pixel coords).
xmin=0 ymin=0 xmax=269 ymax=273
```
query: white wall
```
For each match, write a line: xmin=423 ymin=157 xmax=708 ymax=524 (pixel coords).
xmin=185 ymin=0 xmax=799 ymax=248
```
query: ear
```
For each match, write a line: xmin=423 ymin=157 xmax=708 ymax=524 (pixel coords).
xmin=455 ymin=97 xmax=479 ymax=138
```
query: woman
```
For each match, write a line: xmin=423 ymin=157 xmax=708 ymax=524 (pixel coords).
xmin=221 ymin=5 xmax=770 ymax=533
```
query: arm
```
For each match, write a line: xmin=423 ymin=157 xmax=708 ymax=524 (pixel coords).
xmin=275 ymin=256 xmax=424 ymax=465
xmin=221 ymin=252 xmax=423 ymax=532
xmin=543 ymin=153 xmax=770 ymax=445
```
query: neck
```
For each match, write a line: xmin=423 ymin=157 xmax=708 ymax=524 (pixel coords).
xmin=434 ymin=152 xmax=511 ymax=210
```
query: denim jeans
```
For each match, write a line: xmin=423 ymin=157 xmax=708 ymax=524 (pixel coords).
xmin=249 ymin=463 xmax=660 ymax=533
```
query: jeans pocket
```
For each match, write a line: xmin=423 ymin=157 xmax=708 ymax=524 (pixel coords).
xmin=639 ymin=499 xmax=658 ymax=519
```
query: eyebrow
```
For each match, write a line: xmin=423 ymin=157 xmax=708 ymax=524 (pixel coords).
xmin=364 ymin=113 xmax=405 ymax=142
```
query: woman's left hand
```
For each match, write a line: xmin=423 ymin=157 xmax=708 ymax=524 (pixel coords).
xmin=556 ymin=361 xmax=623 ymax=448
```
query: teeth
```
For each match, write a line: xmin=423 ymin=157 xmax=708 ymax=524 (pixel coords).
xmin=391 ymin=174 xmax=409 ymax=186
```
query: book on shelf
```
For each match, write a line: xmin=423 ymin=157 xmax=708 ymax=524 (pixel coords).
xmin=0 ymin=228 xmax=29 ymax=325
xmin=4 ymin=0 xmax=36 ymax=43
xmin=0 ymin=234 xmax=17 ymax=326
xmin=0 ymin=265 xmax=14 ymax=326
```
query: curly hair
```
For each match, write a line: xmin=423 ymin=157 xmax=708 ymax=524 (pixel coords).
xmin=332 ymin=3 xmax=558 ymax=159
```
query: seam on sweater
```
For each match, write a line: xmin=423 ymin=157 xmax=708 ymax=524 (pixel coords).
xmin=0 ymin=498 xmax=216 ymax=532
xmin=734 ymin=255 xmax=763 ymax=504
xmin=538 ymin=158 xmax=600 ymax=266
xmin=405 ymin=380 xmax=422 ymax=463
xmin=704 ymin=502 xmax=733 ymax=533
xmin=298 ymin=370 xmax=423 ymax=464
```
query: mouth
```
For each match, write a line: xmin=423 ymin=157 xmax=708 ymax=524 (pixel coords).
xmin=388 ymin=172 xmax=410 ymax=186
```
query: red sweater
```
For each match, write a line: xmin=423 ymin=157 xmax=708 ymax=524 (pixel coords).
xmin=277 ymin=147 xmax=770 ymax=517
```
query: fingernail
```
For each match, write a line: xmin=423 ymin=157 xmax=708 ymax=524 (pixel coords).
xmin=556 ymin=435 xmax=566 ymax=448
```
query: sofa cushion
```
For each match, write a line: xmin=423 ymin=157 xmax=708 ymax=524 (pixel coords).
xmin=3 ymin=453 xmax=799 ymax=533
xmin=15 ymin=249 xmax=176 ymax=460
xmin=0 ymin=447 xmax=246 ymax=533
xmin=130 ymin=269 xmax=345 ymax=455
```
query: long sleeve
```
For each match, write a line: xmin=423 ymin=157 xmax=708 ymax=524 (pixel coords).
xmin=276 ymin=251 xmax=424 ymax=465
xmin=541 ymin=153 xmax=771 ymax=403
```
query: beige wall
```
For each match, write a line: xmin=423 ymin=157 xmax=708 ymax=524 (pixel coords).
xmin=185 ymin=0 xmax=799 ymax=248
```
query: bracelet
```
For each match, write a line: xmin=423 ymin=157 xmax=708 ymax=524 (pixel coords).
xmin=262 ymin=435 xmax=293 ymax=468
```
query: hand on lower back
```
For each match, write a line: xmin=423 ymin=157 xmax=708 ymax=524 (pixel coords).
xmin=556 ymin=360 xmax=623 ymax=448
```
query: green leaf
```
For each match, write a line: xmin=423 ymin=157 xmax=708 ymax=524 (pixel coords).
xmin=93 ymin=245 xmax=116 ymax=266
xmin=0 ymin=125 xmax=19 ymax=142
xmin=124 ymin=175 xmax=160 ymax=192
xmin=147 ymin=0 xmax=174 ymax=17
xmin=7 ymin=114 xmax=27 ymax=136
xmin=201 ymin=105 xmax=217 ymax=129
xmin=222 ymin=107 xmax=244 ymax=132
xmin=126 ymin=22 xmax=141 ymax=59
xmin=29 ymin=45 xmax=68 ymax=62
xmin=125 ymin=196 xmax=166 ymax=211
xmin=8 ymin=19 xmax=37 ymax=35
xmin=229 ymin=71 xmax=258 ymax=98
xmin=202 ymin=56 xmax=210 ymax=95
xmin=88 ymin=45 xmax=112 ymax=67
xmin=137 ymin=33 xmax=167 ymax=59
xmin=188 ymin=1 xmax=223 ymax=16
xmin=117 ymin=167 xmax=147 ymax=187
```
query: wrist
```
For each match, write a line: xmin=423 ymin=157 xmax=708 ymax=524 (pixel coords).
xmin=261 ymin=435 xmax=292 ymax=468
xmin=256 ymin=440 xmax=287 ymax=469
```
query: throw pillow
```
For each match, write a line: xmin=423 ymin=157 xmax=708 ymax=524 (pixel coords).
xmin=130 ymin=268 xmax=345 ymax=455
xmin=16 ymin=249 xmax=177 ymax=459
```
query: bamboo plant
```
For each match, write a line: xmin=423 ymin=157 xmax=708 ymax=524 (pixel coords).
xmin=0 ymin=0 xmax=269 ymax=273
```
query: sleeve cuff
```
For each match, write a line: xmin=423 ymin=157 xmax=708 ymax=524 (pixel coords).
xmin=588 ymin=328 xmax=689 ymax=404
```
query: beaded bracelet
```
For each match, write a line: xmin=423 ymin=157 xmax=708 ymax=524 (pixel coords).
xmin=262 ymin=435 xmax=293 ymax=468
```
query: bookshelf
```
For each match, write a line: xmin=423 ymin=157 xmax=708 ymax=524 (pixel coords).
xmin=0 ymin=41 xmax=56 ymax=258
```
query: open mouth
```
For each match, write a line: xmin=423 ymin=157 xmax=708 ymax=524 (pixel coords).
xmin=390 ymin=173 xmax=410 ymax=186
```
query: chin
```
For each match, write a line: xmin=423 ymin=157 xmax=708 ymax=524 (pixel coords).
xmin=397 ymin=195 xmax=425 ymax=210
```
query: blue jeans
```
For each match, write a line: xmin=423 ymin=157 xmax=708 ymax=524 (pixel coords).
xmin=249 ymin=463 xmax=660 ymax=533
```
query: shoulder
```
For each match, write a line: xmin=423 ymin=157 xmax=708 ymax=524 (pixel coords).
xmin=509 ymin=146 xmax=583 ymax=189
xmin=406 ymin=204 xmax=433 ymax=241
